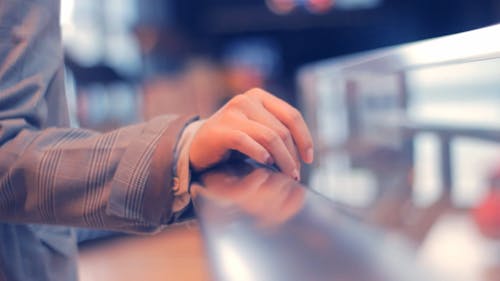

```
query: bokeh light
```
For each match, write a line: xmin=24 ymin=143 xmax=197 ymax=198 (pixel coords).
xmin=266 ymin=0 xmax=297 ymax=15
xmin=305 ymin=0 xmax=335 ymax=14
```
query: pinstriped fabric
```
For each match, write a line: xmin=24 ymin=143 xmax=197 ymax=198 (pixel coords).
xmin=0 ymin=171 xmax=15 ymax=211
xmin=1 ymin=114 xmax=188 ymax=228
xmin=36 ymin=130 xmax=83 ymax=222
xmin=83 ymin=131 xmax=118 ymax=228
xmin=36 ymin=130 xmax=72 ymax=221
xmin=123 ymin=128 xmax=164 ymax=221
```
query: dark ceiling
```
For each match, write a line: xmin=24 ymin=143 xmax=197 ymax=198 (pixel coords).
xmin=168 ymin=0 xmax=500 ymax=76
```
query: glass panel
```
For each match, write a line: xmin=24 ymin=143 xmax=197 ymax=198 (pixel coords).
xmin=407 ymin=58 xmax=500 ymax=129
xmin=451 ymin=138 xmax=500 ymax=207
xmin=413 ymin=133 xmax=442 ymax=207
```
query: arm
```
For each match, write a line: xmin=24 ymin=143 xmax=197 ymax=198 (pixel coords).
xmin=0 ymin=0 xmax=315 ymax=233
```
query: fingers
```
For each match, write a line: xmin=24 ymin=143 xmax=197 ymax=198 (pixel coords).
xmin=245 ymin=89 xmax=314 ymax=163
xmin=238 ymin=118 xmax=299 ymax=180
xmin=191 ymin=118 xmax=272 ymax=172
xmin=222 ymin=128 xmax=273 ymax=166
xmin=237 ymin=96 xmax=301 ymax=170
xmin=189 ymin=88 xmax=313 ymax=175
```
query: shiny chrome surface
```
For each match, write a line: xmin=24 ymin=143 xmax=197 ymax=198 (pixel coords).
xmin=300 ymin=24 xmax=500 ymax=77
xmin=191 ymin=161 xmax=438 ymax=281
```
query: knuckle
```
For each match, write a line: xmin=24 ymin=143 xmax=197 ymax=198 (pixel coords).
xmin=287 ymin=108 xmax=302 ymax=123
xmin=222 ymin=108 xmax=241 ymax=120
xmin=229 ymin=132 xmax=246 ymax=148
xmin=245 ymin=88 xmax=266 ymax=100
xmin=227 ymin=94 xmax=249 ymax=108
xmin=277 ymin=128 xmax=291 ymax=141
xmin=245 ymin=87 xmax=263 ymax=95
xmin=262 ymin=131 xmax=281 ymax=146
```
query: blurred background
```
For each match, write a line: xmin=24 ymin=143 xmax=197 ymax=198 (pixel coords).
xmin=61 ymin=0 xmax=500 ymax=130
xmin=63 ymin=1 xmax=500 ymax=280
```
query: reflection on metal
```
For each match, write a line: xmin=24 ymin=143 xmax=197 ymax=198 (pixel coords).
xmin=191 ymin=161 xmax=439 ymax=281
xmin=301 ymin=24 xmax=500 ymax=77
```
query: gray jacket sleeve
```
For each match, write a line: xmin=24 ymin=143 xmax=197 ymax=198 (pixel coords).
xmin=0 ymin=0 xmax=192 ymax=232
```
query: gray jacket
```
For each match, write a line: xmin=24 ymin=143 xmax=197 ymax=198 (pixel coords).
xmin=0 ymin=0 xmax=191 ymax=280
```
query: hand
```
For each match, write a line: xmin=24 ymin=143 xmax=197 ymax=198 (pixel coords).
xmin=189 ymin=88 xmax=314 ymax=180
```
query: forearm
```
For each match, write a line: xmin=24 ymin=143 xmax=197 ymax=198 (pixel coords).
xmin=0 ymin=115 xmax=194 ymax=232
xmin=0 ymin=0 xmax=198 ymax=233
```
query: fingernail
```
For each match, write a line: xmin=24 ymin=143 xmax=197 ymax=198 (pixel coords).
xmin=306 ymin=148 xmax=314 ymax=163
xmin=292 ymin=169 xmax=300 ymax=181
xmin=265 ymin=155 xmax=274 ymax=165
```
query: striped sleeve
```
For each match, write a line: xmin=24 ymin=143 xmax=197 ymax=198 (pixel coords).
xmin=0 ymin=0 xmax=198 ymax=233
xmin=0 ymin=115 xmax=195 ymax=233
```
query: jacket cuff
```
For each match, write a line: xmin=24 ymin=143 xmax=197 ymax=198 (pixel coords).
xmin=143 ymin=115 xmax=198 ymax=225
xmin=171 ymin=120 xmax=205 ymax=215
xmin=106 ymin=115 xmax=196 ymax=226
